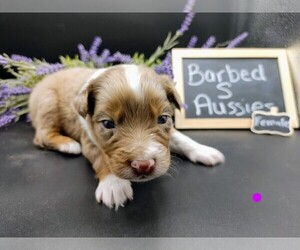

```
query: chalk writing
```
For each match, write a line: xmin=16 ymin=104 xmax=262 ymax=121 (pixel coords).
xmin=193 ymin=94 xmax=274 ymax=117
xmin=182 ymin=58 xmax=285 ymax=119
xmin=251 ymin=111 xmax=293 ymax=136
xmin=254 ymin=116 xmax=289 ymax=128
xmin=187 ymin=63 xmax=267 ymax=86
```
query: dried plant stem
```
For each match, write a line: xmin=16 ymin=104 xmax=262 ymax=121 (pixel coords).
xmin=145 ymin=31 xmax=183 ymax=67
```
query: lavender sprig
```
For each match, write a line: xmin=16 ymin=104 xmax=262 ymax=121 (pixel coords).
xmin=0 ymin=55 xmax=8 ymax=65
xmin=187 ymin=35 xmax=198 ymax=48
xmin=0 ymin=84 xmax=31 ymax=100
xmin=36 ymin=63 xmax=64 ymax=76
xmin=107 ymin=52 xmax=132 ymax=64
xmin=154 ymin=35 xmax=198 ymax=78
xmin=227 ymin=32 xmax=249 ymax=48
xmin=154 ymin=65 xmax=165 ymax=75
xmin=183 ymin=0 xmax=196 ymax=13
xmin=78 ymin=37 xmax=133 ymax=66
xmin=0 ymin=84 xmax=10 ymax=100
xmin=163 ymin=52 xmax=173 ymax=79
xmin=155 ymin=51 xmax=170 ymax=74
xmin=201 ymin=36 xmax=216 ymax=48
xmin=78 ymin=44 xmax=89 ymax=63
xmin=146 ymin=5 xmax=196 ymax=67
xmin=11 ymin=54 xmax=33 ymax=63
xmin=178 ymin=12 xmax=195 ymax=34
xmin=0 ymin=0 xmax=250 ymax=129
xmin=89 ymin=36 xmax=102 ymax=58
xmin=163 ymin=63 xmax=173 ymax=79
xmin=0 ymin=110 xmax=16 ymax=127
xmin=95 ymin=49 xmax=111 ymax=66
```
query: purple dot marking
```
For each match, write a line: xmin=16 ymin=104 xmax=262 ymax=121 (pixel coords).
xmin=181 ymin=103 xmax=188 ymax=110
xmin=252 ymin=193 xmax=262 ymax=203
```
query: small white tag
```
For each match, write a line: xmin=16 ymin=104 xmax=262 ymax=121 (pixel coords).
xmin=251 ymin=107 xmax=294 ymax=137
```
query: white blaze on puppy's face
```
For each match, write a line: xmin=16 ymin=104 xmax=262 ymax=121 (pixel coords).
xmin=82 ymin=65 xmax=181 ymax=181
xmin=141 ymin=140 xmax=169 ymax=179
xmin=123 ymin=65 xmax=142 ymax=94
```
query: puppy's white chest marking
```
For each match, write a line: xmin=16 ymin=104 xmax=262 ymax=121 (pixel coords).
xmin=123 ymin=65 xmax=141 ymax=94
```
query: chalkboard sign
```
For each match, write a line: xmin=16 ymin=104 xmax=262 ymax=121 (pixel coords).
xmin=251 ymin=109 xmax=294 ymax=136
xmin=172 ymin=48 xmax=299 ymax=129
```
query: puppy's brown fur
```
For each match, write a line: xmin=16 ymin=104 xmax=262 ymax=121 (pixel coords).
xmin=29 ymin=65 xmax=180 ymax=183
xmin=30 ymin=65 xmax=225 ymax=209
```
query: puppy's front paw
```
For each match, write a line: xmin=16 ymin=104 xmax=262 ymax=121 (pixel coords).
xmin=58 ymin=141 xmax=81 ymax=154
xmin=95 ymin=174 xmax=133 ymax=210
xmin=187 ymin=145 xmax=225 ymax=166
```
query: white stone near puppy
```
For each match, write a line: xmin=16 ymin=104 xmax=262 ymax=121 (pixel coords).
xmin=29 ymin=65 xmax=225 ymax=209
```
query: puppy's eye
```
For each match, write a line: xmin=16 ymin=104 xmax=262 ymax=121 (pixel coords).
xmin=157 ymin=115 xmax=168 ymax=124
xmin=101 ymin=120 xmax=115 ymax=129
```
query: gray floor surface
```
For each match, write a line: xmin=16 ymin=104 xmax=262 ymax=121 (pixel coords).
xmin=1 ymin=121 xmax=300 ymax=237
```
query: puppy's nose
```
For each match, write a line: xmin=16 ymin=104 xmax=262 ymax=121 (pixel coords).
xmin=131 ymin=159 xmax=155 ymax=175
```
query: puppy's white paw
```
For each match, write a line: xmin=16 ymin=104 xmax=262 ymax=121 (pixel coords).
xmin=58 ymin=141 xmax=82 ymax=154
xmin=95 ymin=174 xmax=133 ymax=210
xmin=187 ymin=145 xmax=225 ymax=166
xmin=170 ymin=130 xmax=225 ymax=166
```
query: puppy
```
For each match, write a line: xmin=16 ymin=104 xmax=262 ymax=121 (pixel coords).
xmin=29 ymin=65 xmax=224 ymax=209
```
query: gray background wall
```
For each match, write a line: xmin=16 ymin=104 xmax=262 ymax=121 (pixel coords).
xmin=0 ymin=1 xmax=299 ymax=78
xmin=0 ymin=0 xmax=299 ymax=12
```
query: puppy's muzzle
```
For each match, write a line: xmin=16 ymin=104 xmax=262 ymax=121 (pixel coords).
xmin=131 ymin=159 xmax=155 ymax=176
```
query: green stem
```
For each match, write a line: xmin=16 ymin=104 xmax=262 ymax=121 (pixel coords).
xmin=145 ymin=31 xmax=183 ymax=67
xmin=15 ymin=108 xmax=29 ymax=116
xmin=6 ymin=95 xmax=30 ymax=109
xmin=14 ymin=100 xmax=28 ymax=109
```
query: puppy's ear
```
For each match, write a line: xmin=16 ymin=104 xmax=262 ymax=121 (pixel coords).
xmin=73 ymin=86 xmax=95 ymax=118
xmin=160 ymin=75 xmax=182 ymax=110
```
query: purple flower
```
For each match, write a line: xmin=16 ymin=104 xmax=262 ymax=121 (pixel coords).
xmin=155 ymin=53 xmax=170 ymax=74
xmin=11 ymin=54 xmax=33 ymax=63
xmin=26 ymin=113 xmax=31 ymax=123
xmin=178 ymin=12 xmax=195 ymax=34
xmin=94 ymin=49 xmax=111 ymax=67
xmin=201 ymin=36 xmax=216 ymax=48
xmin=163 ymin=52 xmax=172 ymax=65
xmin=0 ymin=84 xmax=10 ymax=100
xmin=0 ymin=101 xmax=5 ymax=106
xmin=227 ymin=32 xmax=249 ymax=48
xmin=163 ymin=64 xmax=173 ymax=79
xmin=155 ymin=64 xmax=171 ymax=76
xmin=155 ymin=65 xmax=165 ymax=75
xmin=36 ymin=63 xmax=64 ymax=76
xmin=78 ymin=44 xmax=89 ymax=63
xmin=183 ymin=0 xmax=196 ymax=13
xmin=107 ymin=52 xmax=132 ymax=64
xmin=9 ymin=86 xmax=31 ymax=96
xmin=0 ymin=55 xmax=8 ymax=65
xmin=0 ymin=84 xmax=31 ymax=100
xmin=187 ymin=35 xmax=198 ymax=48
xmin=100 ymin=49 xmax=110 ymax=62
xmin=89 ymin=36 xmax=102 ymax=58
xmin=155 ymin=52 xmax=173 ymax=79
xmin=181 ymin=103 xmax=188 ymax=110
xmin=0 ymin=110 xmax=16 ymax=128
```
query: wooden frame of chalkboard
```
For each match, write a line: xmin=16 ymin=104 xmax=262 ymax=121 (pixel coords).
xmin=172 ymin=48 xmax=299 ymax=129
